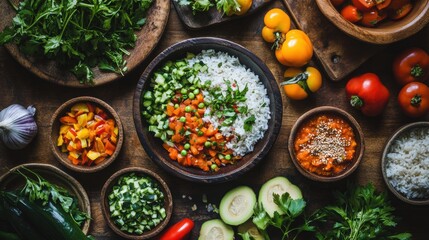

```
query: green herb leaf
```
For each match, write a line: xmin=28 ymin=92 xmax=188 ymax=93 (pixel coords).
xmin=244 ymin=115 xmax=255 ymax=132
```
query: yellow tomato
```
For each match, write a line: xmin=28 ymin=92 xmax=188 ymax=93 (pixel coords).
xmin=235 ymin=0 xmax=252 ymax=15
xmin=281 ymin=67 xmax=322 ymax=100
xmin=279 ymin=30 xmax=313 ymax=67
xmin=261 ymin=8 xmax=290 ymax=47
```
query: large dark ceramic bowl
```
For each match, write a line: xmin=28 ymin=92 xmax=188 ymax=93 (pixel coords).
xmin=133 ymin=37 xmax=282 ymax=183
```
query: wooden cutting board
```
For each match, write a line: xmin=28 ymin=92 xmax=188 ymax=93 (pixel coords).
xmin=282 ymin=0 xmax=383 ymax=81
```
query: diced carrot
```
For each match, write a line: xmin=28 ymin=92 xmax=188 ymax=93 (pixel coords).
xmin=196 ymin=136 xmax=207 ymax=145
xmin=166 ymin=104 xmax=175 ymax=116
xmin=183 ymin=99 xmax=191 ymax=105
xmin=68 ymin=155 xmax=79 ymax=165
xmin=190 ymin=146 xmax=199 ymax=155
xmin=208 ymin=149 xmax=217 ymax=157
xmin=168 ymin=148 xmax=179 ymax=161
xmin=171 ymin=134 xmax=182 ymax=143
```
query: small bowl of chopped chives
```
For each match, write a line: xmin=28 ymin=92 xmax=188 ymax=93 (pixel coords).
xmin=101 ymin=167 xmax=173 ymax=239
xmin=381 ymin=122 xmax=429 ymax=205
xmin=288 ymin=106 xmax=364 ymax=182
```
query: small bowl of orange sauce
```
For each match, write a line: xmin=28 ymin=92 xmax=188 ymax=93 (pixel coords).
xmin=288 ymin=106 xmax=364 ymax=182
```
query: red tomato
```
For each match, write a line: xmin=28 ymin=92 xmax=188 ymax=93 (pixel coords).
xmin=389 ymin=3 xmax=413 ymax=19
xmin=376 ymin=0 xmax=391 ymax=10
xmin=159 ymin=218 xmax=194 ymax=240
xmin=398 ymin=82 xmax=429 ymax=117
xmin=331 ymin=0 xmax=345 ymax=7
xmin=351 ymin=0 xmax=375 ymax=11
xmin=341 ymin=5 xmax=363 ymax=23
xmin=360 ymin=8 xmax=387 ymax=27
xmin=393 ymin=48 xmax=429 ymax=86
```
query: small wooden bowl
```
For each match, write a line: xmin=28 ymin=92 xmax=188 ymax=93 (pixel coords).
xmin=101 ymin=167 xmax=173 ymax=239
xmin=381 ymin=122 xmax=429 ymax=205
xmin=0 ymin=163 xmax=91 ymax=234
xmin=288 ymin=106 xmax=364 ymax=182
xmin=133 ymin=37 xmax=283 ymax=183
xmin=50 ymin=96 xmax=124 ymax=173
xmin=315 ymin=0 xmax=429 ymax=44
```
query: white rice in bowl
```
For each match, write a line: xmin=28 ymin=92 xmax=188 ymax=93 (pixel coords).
xmin=189 ymin=50 xmax=271 ymax=156
xmin=385 ymin=127 xmax=429 ymax=199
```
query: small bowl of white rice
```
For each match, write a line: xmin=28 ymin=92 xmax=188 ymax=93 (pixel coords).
xmin=382 ymin=122 xmax=429 ymax=205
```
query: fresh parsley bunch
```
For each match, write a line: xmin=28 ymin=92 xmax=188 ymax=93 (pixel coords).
xmin=251 ymin=193 xmax=321 ymax=240
xmin=315 ymin=183 xmax=412 ymax=240
xmin=0 ymin=0 xmax=153 ymax=84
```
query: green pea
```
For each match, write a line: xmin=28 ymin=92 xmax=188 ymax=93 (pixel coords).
xmin=197 ymin=130 xmax=204 ymax=136
xmin=225 ymin=154 xmax=231 ymax=160
xmin=179 ymin=116 xmax=186 ymax=123
xmin=188 ymin=93 xmax=195 ymax=99
xmin=211 ymin=164 xmax=218 ymax=170
xmin=180 ymin=88 xmax=187 ymax=94
xmin=198 ymin=102 xmax=205 ymax=109
xmin=204 ymin=141 xmax=212 ymax=148
xmin=181 ymin=150 xmax=187 ymax=156
xmin=174 ymin=104 xmax=179 ymax=108
xmin=184 ymin=143 xmax=190 ymax=150
xmin=218 ymin=154 xmax=224 ymax=160
xmin=193 ymin=89 xmax=200 ymax=95
xmin=185 ymin=106 xmax=192 ymax=112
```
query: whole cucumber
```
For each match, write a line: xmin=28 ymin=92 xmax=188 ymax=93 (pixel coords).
xmin=3 ymin=191 xmax=90 ymax=240
xmin=2 ymin=202 xmax=45 ymax=240
xmin=0 ymin=230 xmax=21 ymax=240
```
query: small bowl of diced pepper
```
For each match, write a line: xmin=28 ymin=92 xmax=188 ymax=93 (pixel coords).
xmin=50 ymin=96 xmax=123 ymax=173
xmin=101 ymin=167 xmax=173 ymax=239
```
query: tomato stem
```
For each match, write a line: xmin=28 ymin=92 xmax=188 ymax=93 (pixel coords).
xmin=271 ymin=32 xmax=285 ymax=50
xmin=411 ymin=65 xmax=424 ymax=78
xmin=411 ymin=94 xmax=422 ymax=107
xmin=350 ymin=95 xmax=363 ymax=108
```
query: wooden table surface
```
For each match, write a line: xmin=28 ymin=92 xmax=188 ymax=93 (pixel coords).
xmin=1 ymin=1 xmax=428 ymax=239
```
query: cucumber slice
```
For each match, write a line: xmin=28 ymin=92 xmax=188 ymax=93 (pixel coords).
xmin=238 ymin=220 xmax=265 ymax=240
xmin=198 ymin=219 xmax=234 ymax=240
xmin=258 ymin=176 xmax=302 ymax=217
xmin=219 ymin=186 xmax=256 ymax=226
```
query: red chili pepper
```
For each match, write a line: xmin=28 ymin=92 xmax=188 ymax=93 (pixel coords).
xmin=346 ymin=73 xmax=390 ymax=116
xmin=159 ymin=218 xmax=194 ymax=240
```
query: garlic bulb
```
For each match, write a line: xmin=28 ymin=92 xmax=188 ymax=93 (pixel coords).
xmin=0 ymin=104 xmax=38 ymax=150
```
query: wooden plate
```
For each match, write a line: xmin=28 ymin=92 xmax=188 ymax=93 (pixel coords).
xmin=0 ymin=163 xmax=91 ymax=234
xmin=173 ymin=0 xmax=272 ymax=29
xmin=0 ymin=0 xmax=170 ymax=87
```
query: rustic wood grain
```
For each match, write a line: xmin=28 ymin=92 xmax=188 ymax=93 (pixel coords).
xmin=0 ymin=0 xmax=170 ymax=87
xmin=173 ymin=0 xmax=272 ymax=29
xmin=0 ymin=1 xmax=428 ymax=239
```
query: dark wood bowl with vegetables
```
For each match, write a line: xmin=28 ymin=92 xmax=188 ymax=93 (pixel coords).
xmin=381 ymin=122 xmax=429 ymax=205
xmin=0 ymin=0 xmax=170 ymax=87
xmin=49 ymin=96 xmax=124 ymax=173
xmin=288 ymin=106 xmax=365 ymax=182
xmin=133 ymin=37 xmax=283 ymax=183
xmin=101 ymin=167 xmax=173 ymax=239
xmin=0 ymin=163 xmax=91 ymax=237
xmin=315 ymin=0 xmax=429 ymax=44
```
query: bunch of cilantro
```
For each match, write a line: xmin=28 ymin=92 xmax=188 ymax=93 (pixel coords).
xmin=177 ymin=0 xmax=240 ymax=15
xmin=245 ymin=184 xmax=411 ymax=240
xmin=0 ymin=0 xmax=153 ymax=84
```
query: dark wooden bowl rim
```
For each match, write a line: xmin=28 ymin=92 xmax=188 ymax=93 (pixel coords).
xmin=49 ymin=96 xmax=124 ymax=173
xmin=315 ymin=0 xmax=429 ymax=44
xmin=0 ymin=163 xmax=91 ymax=234
xmin=133 ymin=37 xmax=283 ymax=183
xmin=100 ymin=167 xmax=173 ymax=239
xmin=288 ymin=106 xmax=365 ymax=182
xmin=381 ymin=121 xmax=429 ymax=205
